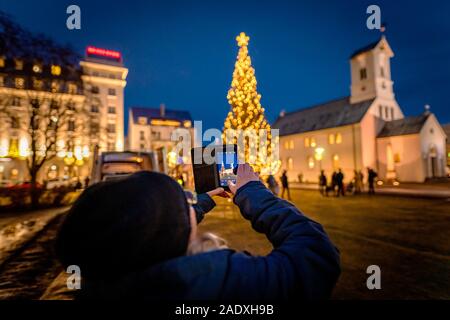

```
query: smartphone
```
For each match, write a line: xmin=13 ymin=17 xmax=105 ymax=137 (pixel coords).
xmin=191 ymin=144 xmax=238 ymax=193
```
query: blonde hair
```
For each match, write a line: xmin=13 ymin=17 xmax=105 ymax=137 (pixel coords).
xmin=187 ymin=232 xmax=228 ymax=255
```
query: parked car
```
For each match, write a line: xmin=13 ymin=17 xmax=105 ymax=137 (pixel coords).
xmin=9 ymin=181 xmax=44 ymax=190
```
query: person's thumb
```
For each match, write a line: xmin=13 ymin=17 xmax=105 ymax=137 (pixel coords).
xmin=227 ymin=180 xmax=237 ymax=194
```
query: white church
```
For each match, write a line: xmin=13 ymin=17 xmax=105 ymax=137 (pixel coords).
xmin=273 ymin=36 xmax=447 ymax=183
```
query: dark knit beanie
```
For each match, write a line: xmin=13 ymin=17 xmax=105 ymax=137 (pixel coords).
xmin=55 ymin=171 xmax=191 ymax=280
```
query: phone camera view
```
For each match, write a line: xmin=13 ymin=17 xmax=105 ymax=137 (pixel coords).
xmin=216 ymin=150 xmax=238 ymax=187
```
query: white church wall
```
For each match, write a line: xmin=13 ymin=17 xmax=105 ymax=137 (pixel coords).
xmin=377 ymin=134 xmax=425 ymax=182
xmin=420 ymin=114 xmax=447 ymax=178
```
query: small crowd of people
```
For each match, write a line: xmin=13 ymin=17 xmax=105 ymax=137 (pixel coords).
xmin=319 ymin=167 xmax=378 ymax=197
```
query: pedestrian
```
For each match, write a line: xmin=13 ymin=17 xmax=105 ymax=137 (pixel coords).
xmin=280 ymin=170 xmax=291 ymax=200
xmin=84 ymin=176 xmax=90 ymax=189
xmin=331 ymin=171 xmax=338 ymax=196
xmin=266 ymin=174 xmax=279 ymax=196
xmin=319 ymin=170 xmax=327 ymax=196
xmin=335 ymin=169 xmax=345 ymax=197
xmin=54 ymin=164 xmax=340 ymax=300
xmin=367 ymin=167 xmax=378 ymax=195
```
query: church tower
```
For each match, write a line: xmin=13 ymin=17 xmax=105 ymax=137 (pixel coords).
xmin=350 ymin=36 xmax=395 ymax=104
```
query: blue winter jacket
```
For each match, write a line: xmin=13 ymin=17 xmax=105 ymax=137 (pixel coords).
xmin=81 ymin=181 xmax=340 ymax=300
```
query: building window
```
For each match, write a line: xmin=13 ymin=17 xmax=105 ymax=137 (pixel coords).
xmin=379 ymin=105 xmax=383 ymax=118
xmin=287 ymin=157 xmax=294 ymax=170
xmin=140 ymin=143 xmax=145 ymax=150
xmin=380 ymin=67 xmax=385 ymax=78
xmin=385 ymin=106 xmax=389 ymax=119
xmin=307 ymin=156 xmax=315 ymax=169
xmin=12 ymin=97 xmax=21 ymax=106
xmin=107 ymin=124 xmax=116 ymax=133
xmin=304 ymin=137 xmax=310 ymax=148
xmin=33 ymin=79 xmax=43 ymax=90
xmin=108 ymin=106 xmax=116 ymax=114
xmin=382 ymin=82 xmax=386 ymax=89
xmin=139 ymin=131 xmax=145 ymax=140
xmin=91 ymin=105 xmax=99 ymax=113
xmin=68 ymin=120 xmax=75 ymax=132
xmin=15 ymin=77 xmax=25 ymax=89
xmin=390 ymin=108 xmax=394 ymax=120
xmin=91 ymin=86 xmax=99 ymax=94
xmin=360 ymin=68 xmax=367 ymax=80
xmin=138 ymin=117 xmax=147 ymax=125
xmin=66 ymin=102 xmax=76 ymax=111
xmin=107 ymin=142 xmax=115 ymax=151
xmin=67 ymin=83 xmax=77 ymax=94
xmin=151 ymin=131 xmax=161 ymax=140
xmin=289 ymin=140 xmax=294 ymax=150
xmin=0 ymin=76 xmax=3 ymax=87
xmin=90 ymin=122 xmax=100 ymax=134
xmin=0 ymin=56 xmax=5 ymax=68
xmin=11 ymin=117 xmax=20 ymax=129
xmin=32 ymin=64 xmax=42 ymax=73
xmin=51 ymin=81 xmax=59 ymax=93
xmin=332 ymin=154 xmax=340 ymax=170
xmin=310 ymin=137 xmax=317 ymax=148
xmin=15 ymin=59 xmax=23 ymax=70
xmin=51 ymin=65 xmax=61 ymax=76
xmin=335 ymin=133 xmax=342 ymax=144
xmin=328 ymin=134 xmax=335 ymax=145
xmin=108 ymin=88 xmax=116 ymax=96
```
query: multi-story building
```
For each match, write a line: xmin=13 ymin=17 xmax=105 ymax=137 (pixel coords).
xmin=273 ymin=36 xmax=447 ymax=183
xmin=0 ymin=17 xmax=127 ymax=184
xmin=128 ymin=104 xmax=194 ymax=183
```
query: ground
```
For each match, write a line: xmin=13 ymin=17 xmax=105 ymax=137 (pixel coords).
xmin=199 ymin=190 xmax=450 ymax=299
xmin=0 ymin=190 xmax=449 ymax=299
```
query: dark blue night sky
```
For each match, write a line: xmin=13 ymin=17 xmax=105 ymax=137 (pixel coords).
xmin=2 ymin=0 xmax=449 ymax=132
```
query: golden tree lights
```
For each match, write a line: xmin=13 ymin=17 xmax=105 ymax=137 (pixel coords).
xmin=223 ymin=32 xmax=280 ymax=175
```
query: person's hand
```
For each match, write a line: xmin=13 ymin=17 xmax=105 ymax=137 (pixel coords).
xmin=227 ymin=163 xmax=259 ymax=195
xmin=206 ymin=187 xmax=230 ymax=198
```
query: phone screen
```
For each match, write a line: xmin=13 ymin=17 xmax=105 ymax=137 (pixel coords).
xmin=216 ymin=149 xmax=238 ymax=187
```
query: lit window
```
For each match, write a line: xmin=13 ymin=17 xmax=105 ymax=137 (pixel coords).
xmin=284 ymin=141 xmax=289 ymax=150
xmin=0 ymin=76 xmax=3 ymax=87
xmin=289 ymin=140 xmax=294 ymax=150
xmin=33 ymin=79 xmax=43 ymax=90
xmin=394 ymin=153 xmax=401 ymax=163
xmin=304 ymin=137 xmax=310 ymax=148
xmin=0 ymin=56 xmax=5 ymax=67
xmin=336 ymin=133 xmax=342 ymax=144
xmin=287 ymin=157 xmax=294 ymax=170
xmin=51 ymin=81 xmax=59 ymax=93
xmin=332 ymin=154 xmax=339 ymax=170
xmin=328 ymin=134 xmax=335 ymax=145
xmin=138 ymin=117 xmax=147 ymax=125
xmin=15 ymin=77 xmax=25 ymax=89
xmin=108 ymin=106 xmax=116 ymax=114
xmin=307 ymin=156 xmax=315 ymax=169
xmin=183 ymin=120 xmax=192 ymax=128
xmin=15 ymin=60 xmax=23 ymax=70
xmin=32 ymin=64 xmax=42 ymax=73
xmin=67 ymin=83 xmax=77 ymax=94
xmin=310 ymin=138 xmax=317 ymax=148
xmin=51 ymin=65 xmax=61 ymax=76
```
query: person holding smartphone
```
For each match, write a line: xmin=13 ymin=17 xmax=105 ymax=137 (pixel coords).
xmin=54 ymin=163 xmax=340 ymax=300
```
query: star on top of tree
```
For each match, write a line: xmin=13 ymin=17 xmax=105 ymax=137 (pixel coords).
xmin=236 ymin=32 xmax=250 ymax=47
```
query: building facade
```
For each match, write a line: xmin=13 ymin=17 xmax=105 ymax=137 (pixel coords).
xmin=0 ymin=40 xmax=127 ymax=184
xmin=273 ymin=36 xmax=447 ymax=183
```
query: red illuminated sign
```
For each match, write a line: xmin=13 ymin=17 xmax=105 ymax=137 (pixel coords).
xmin=86 ymin=46 xmax=122 ymax=61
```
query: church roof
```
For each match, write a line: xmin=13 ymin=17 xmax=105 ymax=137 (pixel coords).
xmin=272 ymin=97 xmax=375 ymax=136
xmin=130 ymin=106 xmax=192 ymax=123
xmin=377 ymin=114 xmax=430 ymax=138
xmin=350 ymin=39 xmax=381 ymax=58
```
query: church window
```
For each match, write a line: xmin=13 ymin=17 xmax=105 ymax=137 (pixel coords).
xmin=307 ymin=156 xmax=315 ymax=169
xmin=328 ymin=134 xmax=335 ymax=145
xmin=379 ymin=105 xmax=383 ymax=118
xmin=380 ymin=67 xmax=385 ymax=78
xmin=289 ymin=140 xmax=294 ymax=150
xmin=382 ymin=82 xmax=386 ymax=89
xmin=304 ymin=137 xmax=310 ymax=148
xmin=360 ymin=68 xmax=367 ymax=80
xmin=310 ymin=138 xmax=317 ymax=148
xmin=336 ymin=133 xmax=342 ymax=144
xmin=390 ymin=108 xmax=394 ymax=120
xmin=332 ymin=154 xmax=340 ymax=170
xmin=385 ymin=106 xmax=389 ymax=119
xmin=287 ymin=157 xmax=294 ymax=170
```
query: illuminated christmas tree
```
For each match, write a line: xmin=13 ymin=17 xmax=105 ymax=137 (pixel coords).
xmin=223 ymin=32 xmax=280 ymax=175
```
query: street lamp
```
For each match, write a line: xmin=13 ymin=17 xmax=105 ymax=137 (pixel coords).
xmin=314 ymin=147 xmax=325 ymax=171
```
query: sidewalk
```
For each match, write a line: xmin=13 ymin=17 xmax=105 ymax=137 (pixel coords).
xmin=289 ymin=182 xmax=450 ymax=199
